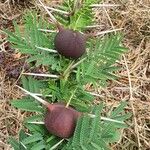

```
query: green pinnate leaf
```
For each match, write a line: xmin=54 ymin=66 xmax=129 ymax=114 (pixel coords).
xmin=8 ymin=137 xmax=20 ymax=150
xmin=22 ymin=133 xmax=43 ymax=145
xmin=31 ymin=141 xmax=45 ymax=150
xmin=11 ymin=99 xmax=43 ymax=112
xmin=110 ymin=101 xmax=128 ymax=118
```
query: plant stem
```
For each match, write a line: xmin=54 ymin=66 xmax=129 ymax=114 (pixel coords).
xmin=63 ymin=60 xmax=75 ymax=78
xmin=16 ymin=85 xmax=50 ymax=106
xmin=62 ymin=58 xmax=86 ymax=84
xmin=66 ymin=89 xmax=77 ymax=108
xmin=70 ymin=58 xmax=86 ymax=70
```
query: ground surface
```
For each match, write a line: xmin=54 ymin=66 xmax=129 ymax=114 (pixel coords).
xmin=0 ymin=0 xmax=150 ymax=150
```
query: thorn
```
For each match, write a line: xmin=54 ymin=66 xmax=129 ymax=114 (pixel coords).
xmin=35 ymin=46 xmax=57 ymax=53
xmin=85 ymin=25 xmax=104 ymax=28
xmin=16 ymin=85 xmax=49 ymax=106
xmin=22 ymin=72 xmax=60 ymax=78
xmin=28 ymin=121 xmax=45 ymax=124
xmin=46 ymin=6 xmax=69 ymax=15
xmin=88 ymin=114 xmax=125 ymax=124
xmin=25 ymin=93 xmax=52 ymax=97
xmin=38 ymin=28 xmax=57 ymax=33
xmin=96 ymin=28 xmax=123 ymax=36
xmin=38 ymin=0 xmax=58 ymax=25
xmin=90 ymin=4 xmax=120 ymax=8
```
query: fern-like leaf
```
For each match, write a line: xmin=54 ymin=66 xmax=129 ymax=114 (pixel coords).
xmin=11 ymin=98 xmax=43 ymax=112
xmin=55 ymin=0 xmax=101 ymax=31
xmin=77 ymin=34 xmax=128 ymax=87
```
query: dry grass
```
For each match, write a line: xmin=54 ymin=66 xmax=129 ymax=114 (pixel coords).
xmin=0 ymin=0 xmax=150 ymax=149
xmin=95 ymin=0 xmax=150 ymax=149
xmin=0 ymin=70 xmax=24 ymax=150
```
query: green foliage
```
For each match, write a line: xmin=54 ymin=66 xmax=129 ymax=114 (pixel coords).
xmin=63 ymin=103 xmax=130 ymax=150
xmin=76 ymin=35 xmax=127 ymax=87
xmin=11 ymin=98 xmax=43 ymax=112
xmin=55 ymin=0 xmax=101 ymax=31
xmin=5 ymin=0 xmax=130 ymax=149
xmin=9 ymin=103 xmax=130 ymax=150
xmin=4 ymin=10 xmax=127 ymax=88
xmin=4 ymin=12 xmax=62 ymax=71
xmin=11 ymin=76 xmax=47 ymax=112
xmin=8 ymin=137 xmax=20 ymax=150
xmin=45 ymin=79 xmax=94 ymax=111
xmin=8 ymin=130 xmax=29 ymax=150
xmin=21 ymin=76 xmax=46 ymax=93
xmin=24 ymin=114 xmax=44 ymax=123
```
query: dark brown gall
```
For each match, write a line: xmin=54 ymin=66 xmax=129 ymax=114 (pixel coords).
xmin=54 ymin=29 xmax=86 ymax=59
xmin=44 ymin=103 xmax=81 ymax=138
